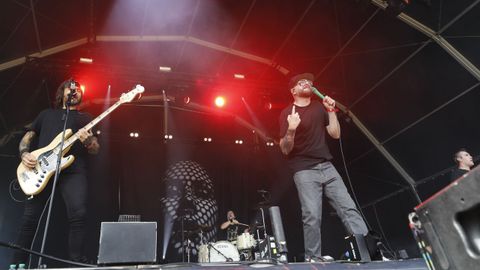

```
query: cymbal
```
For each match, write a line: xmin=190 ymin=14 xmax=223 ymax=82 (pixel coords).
xmin=176 ymin=223 xmax=213 ymax=233
xmin=252 ymin=202 xmax=272 ymax=210
xmin=197 ymin=224 xmax=213 ymax=231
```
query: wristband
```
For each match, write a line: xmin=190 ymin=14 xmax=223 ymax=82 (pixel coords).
xmin=326 ymin=108 xmax=338 ymax=112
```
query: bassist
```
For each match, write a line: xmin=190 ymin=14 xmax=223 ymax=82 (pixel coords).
xmin=14 ymin=78 xmax=99 ymax=264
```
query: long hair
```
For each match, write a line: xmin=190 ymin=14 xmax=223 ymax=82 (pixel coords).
xmin=54 ymin=78 xmax=79 ymax=108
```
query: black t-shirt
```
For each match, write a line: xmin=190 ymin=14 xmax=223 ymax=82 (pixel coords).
xmin=29 ymin=108 xmax=94 ymax=174
xmin=450 ymin=167 xmax=469 ymax=182
xmin=218 ymin=224 xmax=240 ymax=241
xmin=279 ymin=100 xmax=333 ymax=173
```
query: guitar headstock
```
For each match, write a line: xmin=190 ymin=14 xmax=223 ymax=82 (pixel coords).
xmin=119 ymin=85 xmax=145 ymax=104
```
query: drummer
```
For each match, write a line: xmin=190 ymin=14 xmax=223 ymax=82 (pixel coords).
xmin=220 ymin=210 xmax=249 ymax=242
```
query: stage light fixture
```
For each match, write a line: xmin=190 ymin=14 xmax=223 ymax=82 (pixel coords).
xmin=96 ymin=130 xmax=101 ymax=135
xmin=235 ymin=140 xmax=243 ymax=145
xmin=203 ymin=137 xmax=212 ymax=142
xmin=266 ymin=142 xmax=274 ymax=147
xmin=234 ymin=74 xmax=245 ymax=79
xmin=159 ymin=66 xmax=172 ymax=72
xmin=264 ymin=101 xmax=273 ymax=110
xmin=215 ymin=96 xmax=226 ymax=108
xmin=130 ymin=132 xmax=139 ymax=138
xmin=79 ymin=57 xmax=93 ymax=64
xmin=164 ymin=134 xmax=173 ymax=140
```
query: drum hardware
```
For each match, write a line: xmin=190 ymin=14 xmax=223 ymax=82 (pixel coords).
xmin=179 ymin=208 xmax=194 ymax=263
xmin=178 ymin=208 xmax=213 ymax=263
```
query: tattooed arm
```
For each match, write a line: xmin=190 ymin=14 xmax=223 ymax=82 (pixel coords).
xmin=19 ymin=131 xmax=37 ymax=168
xmin=279 ymin=105 xmax=300 ymax=155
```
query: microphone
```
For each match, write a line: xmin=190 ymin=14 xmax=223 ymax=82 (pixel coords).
xmin=69 ymin=81 xmax=77 ymax=96
xmin=311 ymin=86 xmax=325 ymax=100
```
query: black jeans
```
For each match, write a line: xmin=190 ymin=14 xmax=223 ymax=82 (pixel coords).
xmin=13 ymin=172 xmax=88 ymax=263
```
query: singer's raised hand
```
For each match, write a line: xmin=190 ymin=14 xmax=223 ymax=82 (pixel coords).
xmin=287 ymin=105 xmax=301 ymax=130
xmin=323 ymin=96 xmax=336 ymax=111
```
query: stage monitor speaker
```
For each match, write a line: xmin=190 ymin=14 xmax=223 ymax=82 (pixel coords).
xmin=97 ymin=222 xmax=157 ymax=265
xmin=414 ymin=167 xmax=480 ymax=270
xmin=345 ymin=234 xmax=371 ymax=262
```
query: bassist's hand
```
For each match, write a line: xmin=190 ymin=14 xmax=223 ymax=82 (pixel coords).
xmin=78 ymin=128 xmax=93 ymax=143
xmin=21 ymin=152 xmax=37 ymax=169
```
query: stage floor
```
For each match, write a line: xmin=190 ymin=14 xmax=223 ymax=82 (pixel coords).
xmin=36 ymin=259 xmax=428 ymax=270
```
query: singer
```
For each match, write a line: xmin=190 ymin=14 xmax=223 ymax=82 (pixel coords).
xmin=13 ymin=78 xmax=99 ymax=264
xmin=279 ymin=73 xmax=368 ymax=262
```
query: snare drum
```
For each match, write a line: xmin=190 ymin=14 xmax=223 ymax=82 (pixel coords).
xmin=198 ymin=241 xmax=240 ymax=262
xmin=236 ymin=232 xmax=256 ymax=250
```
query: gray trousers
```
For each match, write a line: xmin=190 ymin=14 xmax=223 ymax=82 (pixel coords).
xmin=293 ymin=161 xmax=368 ymax=259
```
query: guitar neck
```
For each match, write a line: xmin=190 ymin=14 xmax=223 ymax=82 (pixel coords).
xmin=63 ymin=101 xmax=123 ymax=149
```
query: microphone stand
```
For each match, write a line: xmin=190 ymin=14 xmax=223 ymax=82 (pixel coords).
xmin=37 ymin=92 xmax=73 ymax=268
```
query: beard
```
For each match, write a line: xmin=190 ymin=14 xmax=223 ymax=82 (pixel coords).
xmin=64 ymin=95 xmax=82 ymax=106
xmin=297 ymin=87 xmax=313 ymax=98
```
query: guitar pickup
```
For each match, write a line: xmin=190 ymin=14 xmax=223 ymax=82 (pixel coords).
xmin=41 ymin=157 xmax=49 ymax=166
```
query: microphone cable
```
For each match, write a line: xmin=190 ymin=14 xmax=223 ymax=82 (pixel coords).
xmin=338 ymin=135 xmax=397 ymax=259
xmin=0 ymin=240 xmax=94 ymax=267
xmin=9 ymin=178 xmax=25 ymax=203
xmin=338 ymin=135 xmax=372 ymax=231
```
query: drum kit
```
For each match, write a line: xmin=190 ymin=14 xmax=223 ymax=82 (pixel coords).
xmin=183 ymin=191 xmax=276 ymax=263
xmin=199 ymin=202 xmax=273 ymax=263
xmin=198 ymin=223 xmax=260 ymax=263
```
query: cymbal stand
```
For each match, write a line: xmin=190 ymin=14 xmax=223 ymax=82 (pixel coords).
xmin=259 ymin=207 xmax=267 ymax=240
xmin=181 ymin=214 xmax=185 ymax=262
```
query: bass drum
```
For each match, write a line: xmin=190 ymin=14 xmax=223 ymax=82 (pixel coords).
xmin=198 ymin=241 xmax=240 ymax=262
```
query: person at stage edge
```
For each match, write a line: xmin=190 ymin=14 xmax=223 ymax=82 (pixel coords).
xmin=450 ymin=148 xmax=474 ymax=182
xmin=278 ymin=73 xmax=368 ymax=262
xmin=13 ymin=78 xmax=100 ymax=264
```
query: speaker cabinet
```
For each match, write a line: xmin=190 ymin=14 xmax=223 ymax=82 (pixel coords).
xmin=97 ymin=222 xmax=157 ymax=265
xmin=414 ymin=167 xmax=480 ymax=270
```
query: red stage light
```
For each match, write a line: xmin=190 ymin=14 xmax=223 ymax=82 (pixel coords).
xmin=214 ymin=96 xmax=226 ymax=108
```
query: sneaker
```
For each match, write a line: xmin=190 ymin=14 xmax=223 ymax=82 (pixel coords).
xmin=306 ymin=256 xmax=334 ymax=262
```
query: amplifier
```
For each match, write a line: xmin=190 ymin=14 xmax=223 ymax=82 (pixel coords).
xmin=97 ymin=222 xmax=157 ymax=265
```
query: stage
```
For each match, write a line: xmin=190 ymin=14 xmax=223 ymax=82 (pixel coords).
xmin=33 ymin=259 xmax=428 ymax=270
